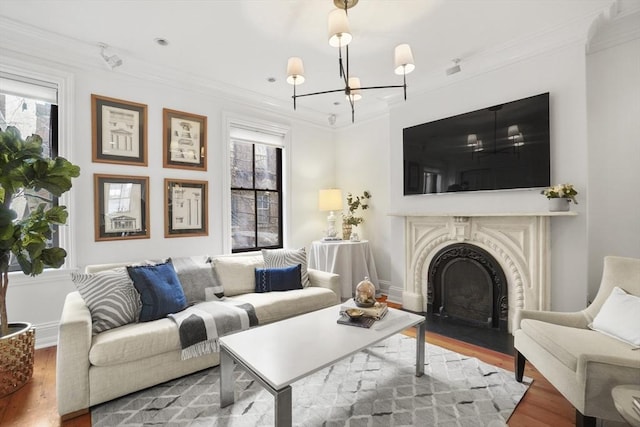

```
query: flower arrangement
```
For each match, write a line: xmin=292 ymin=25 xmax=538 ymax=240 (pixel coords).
xmin=343 ymin=191 xmax=372 ymax=226
xmin=541 ymin=183 xmax=578 ymax=204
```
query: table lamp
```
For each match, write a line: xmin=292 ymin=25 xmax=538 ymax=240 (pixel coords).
xmin=318 ymin=188 xmax=343 ymax=240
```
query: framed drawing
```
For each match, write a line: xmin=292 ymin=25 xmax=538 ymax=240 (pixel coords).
xmin=163 ymin=108 xmax=207 ymax=171
xmin=164 ymin=179 xmax=208 ymax=238
xmin=94 ymin=174 xmax=150 ymax=241
xmin=91 ymin=94 xmax=147 ymax=166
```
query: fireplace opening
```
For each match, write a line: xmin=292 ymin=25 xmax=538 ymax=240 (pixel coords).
xmin=427 ymin=243 xmax=508 ymax=331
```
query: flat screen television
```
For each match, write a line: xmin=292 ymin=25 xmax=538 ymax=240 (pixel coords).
xmin=403 ymin=92 xmax=550 ymax=195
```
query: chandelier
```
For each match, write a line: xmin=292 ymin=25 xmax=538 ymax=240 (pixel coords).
xmin=286 ymin=0 xmax=416 ymax=123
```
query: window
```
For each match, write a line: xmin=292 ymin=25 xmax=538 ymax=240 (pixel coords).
xmin=1 ymin=73 xmax=59 ymax=271
xmin=230 ymin=127 xmax=283 ymax=252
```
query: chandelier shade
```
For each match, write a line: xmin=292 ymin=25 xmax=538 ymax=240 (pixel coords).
xmin=286 ymin=0 xmax=415 ymax=123
xmin=394 ymin=44 xmax=415 ymax=75
xmin=328 ymin=9 xmax=352 ymax=47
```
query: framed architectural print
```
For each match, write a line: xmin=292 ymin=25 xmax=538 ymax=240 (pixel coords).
xmin=163 ymin=108 xmax=207 ymax=171
xmin=91 ymin=94 xmax=148 ymax=166
xmin=164 ymin=178 xmax=208 ymax=238
xmin=94 ymin=174 xmax=150 ymax=241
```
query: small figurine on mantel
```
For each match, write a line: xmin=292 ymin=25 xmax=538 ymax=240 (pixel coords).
xmin=354 ymin=277 xmax=376 ymax=308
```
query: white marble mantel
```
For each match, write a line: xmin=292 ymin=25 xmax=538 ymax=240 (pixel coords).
xmin=391 ymin=211 xmax=576 ymax=332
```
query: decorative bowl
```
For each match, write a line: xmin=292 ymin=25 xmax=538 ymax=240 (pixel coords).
xmin=344 ymin=308 xmax=364 ymax=319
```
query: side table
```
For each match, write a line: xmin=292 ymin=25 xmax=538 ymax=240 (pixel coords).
xmin=308 ymin=240 xmax=379 ymax=301
xmin=612 ymin=384 xmax=640 ymax=427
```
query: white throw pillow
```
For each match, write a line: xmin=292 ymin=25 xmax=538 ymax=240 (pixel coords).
xmin=212 ymin=255 xmax=264 ymax=296
xmin=590 ymin=286 xmax=640 ymax=348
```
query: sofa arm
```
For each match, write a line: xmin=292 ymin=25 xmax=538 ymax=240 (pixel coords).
xmin=308 ymin=268 xmax=340 ymax=301
xmin=513 ymin=308 xmax=589 ymax=331
xmin=57 ymin=291 xmax=92 ymax=417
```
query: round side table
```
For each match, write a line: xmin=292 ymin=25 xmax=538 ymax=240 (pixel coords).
xmin=612 ymin=384 xmax=640 ymax=427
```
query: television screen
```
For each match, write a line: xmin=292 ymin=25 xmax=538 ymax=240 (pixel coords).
xmin=403 ymin=92 xmax=550 ymax=195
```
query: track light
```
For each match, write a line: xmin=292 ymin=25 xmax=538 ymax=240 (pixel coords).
xmin=445 ymin=58 xmax=461 ymax=76
xmin=98 ymin=43 xmax=123 ymax=69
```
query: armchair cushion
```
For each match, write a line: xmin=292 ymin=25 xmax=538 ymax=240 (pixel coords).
xmin=590 ymin=286 xmax=640 ymax=348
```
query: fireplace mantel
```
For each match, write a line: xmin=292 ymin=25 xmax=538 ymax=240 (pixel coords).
xmin=389 ymin=211 xmax=577 ymax=217
xmin=396 ymin=213 xmax=575 ymax=332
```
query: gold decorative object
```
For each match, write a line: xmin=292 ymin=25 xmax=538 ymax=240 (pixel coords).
xmin=0 ymin=323 xmax=35 ymax=398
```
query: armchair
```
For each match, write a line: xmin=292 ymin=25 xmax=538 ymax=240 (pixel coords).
xmin=513 ymin=256 xmax=640 ymax=427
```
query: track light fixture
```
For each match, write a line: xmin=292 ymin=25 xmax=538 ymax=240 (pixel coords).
xmin=98 ymin=43 xmax=123 ymax=70
xmin=286 ymin=0 xmax=415 ymax=123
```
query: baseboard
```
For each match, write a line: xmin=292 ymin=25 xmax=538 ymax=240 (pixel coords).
xmin=33 ymin=320 xmax=58 ymax=349
xmin=384 ymin=282 xmax=404 ymax=305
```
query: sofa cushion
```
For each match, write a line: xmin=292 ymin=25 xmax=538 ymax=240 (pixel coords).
xmin=127 ymin=261 xmax=188 ymax=322
xmin=72 ymin=267 xmax=141 ymax=335
xmin=230 ymin=287 xmax=338 ymax=325
xmin=590 ymin=286 xmax=640 ymax=348
xmin=89 ymin=317 xmax=181 ymax=366
xmin=171 ymin=256 xmax=224 ymax=303
xmin=262 ymin=248 xmax=310 ymax=287
xmin=212 ymin=254 xmax=264 ymax=296
xmin=255 ymin=264 xmax=302 ymax=293
xmin=520 ymin=319 xmax=636 ymax=372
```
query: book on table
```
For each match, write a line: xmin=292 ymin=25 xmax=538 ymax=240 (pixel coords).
xmin=336 ymin=313 xmax=376 ymax=329
xmin=340 ymin=299 xmax=388 ymax=320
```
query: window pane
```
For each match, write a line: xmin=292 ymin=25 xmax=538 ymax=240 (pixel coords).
xmin=230 ymin=141 xmax=253 ymax=189
xmin=1 ymin=91 xmax=56 ymax=272
xmin=231 ymin=190 xmax=255 ymax=250
xmin=257 ymin=191 xmax=280 ymax=247
xmin=255 ymin=144 xmax=278 ymax=190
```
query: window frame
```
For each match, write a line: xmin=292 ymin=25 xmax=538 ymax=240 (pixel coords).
xmin=222 ymin=114 xmax=291 ymax=254
xmin=1 ymin=60 xmax=76 ymax=276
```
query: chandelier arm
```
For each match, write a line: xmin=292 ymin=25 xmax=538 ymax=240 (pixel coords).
xmin=293 ymin=88 xmax=349 ymax=98
xmin=348 ymin=91 xmax=355 ymax=123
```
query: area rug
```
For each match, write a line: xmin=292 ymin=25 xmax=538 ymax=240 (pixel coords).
xmin=92 ymin=334 xmax=531 ymax=426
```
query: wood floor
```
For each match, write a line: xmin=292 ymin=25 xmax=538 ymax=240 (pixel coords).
xmin=0 ymin=329 xmax=575 ymax=427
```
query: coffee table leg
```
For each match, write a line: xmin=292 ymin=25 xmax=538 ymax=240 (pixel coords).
xmin=274 ymin=386 xmax=292 ymax=427
xmin=220 ymin=348 xmax=235 ymax=408
xmin=416 ymin=320 xmax=426 ymax=377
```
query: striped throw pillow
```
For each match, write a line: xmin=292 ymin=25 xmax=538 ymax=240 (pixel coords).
xmin=72 ymin=267 xmax=141 ymax=335
xmin=262 ymin=248 xmax=309 ymax=288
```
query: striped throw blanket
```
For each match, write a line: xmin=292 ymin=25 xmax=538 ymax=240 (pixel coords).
xmin=168 ymin=299 xmax=258 ymax=360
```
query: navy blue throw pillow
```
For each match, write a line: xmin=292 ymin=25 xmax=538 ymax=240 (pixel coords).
xmin=127 ymin=261 xmax=188 ymax=322
xmin=255 ymin=264 xmax=302 ymax=293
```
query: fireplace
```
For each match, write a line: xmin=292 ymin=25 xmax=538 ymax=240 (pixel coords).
xmin=399 ymin=214 xmax=553 ymax=333
xmin=427 ymin=243 xmax=508 ymax=331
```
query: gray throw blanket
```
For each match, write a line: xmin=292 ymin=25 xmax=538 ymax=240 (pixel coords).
xmin=168 ymin=299 xmax=258 ymax=360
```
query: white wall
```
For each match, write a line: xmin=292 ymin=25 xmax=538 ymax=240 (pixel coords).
xmin=334 ymin=115 xmax=391 ymax=291
xmin=3 ymin=51 xmax=335 ymax=348
xmin=586 ymin=10 xmax=640 ymax=298
xmin=386 ymin=42 xmax=591 ymax=312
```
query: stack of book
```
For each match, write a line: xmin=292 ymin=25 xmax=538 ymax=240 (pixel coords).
xmin=337 ymin=299 xmax=389 ymax=328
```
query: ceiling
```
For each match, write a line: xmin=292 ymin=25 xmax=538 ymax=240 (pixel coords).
xmin=0 ymin=0 xmax=622 ymax=126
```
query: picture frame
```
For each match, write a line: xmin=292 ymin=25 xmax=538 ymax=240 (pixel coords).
xmin=91 ymin=94 xmax=148 ymax=166
xmin=163 ymin=108 xmax=207 ymax=171
xmin=164 ymin=178 xmax=208 ymax=238
xmin=94 ymin=174 xmax=150 ymax=241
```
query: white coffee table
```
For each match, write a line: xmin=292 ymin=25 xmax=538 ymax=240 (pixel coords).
xmin=219 ymin=304 xmax=426 ymax=427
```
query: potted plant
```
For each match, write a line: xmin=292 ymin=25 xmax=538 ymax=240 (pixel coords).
xmin=0 ymin=126 xmax=80 ymax=397
xmin=542 ymin=183 xmax=578 ymax=212
xmin=342 ymin=191 xmax=371 ymax=240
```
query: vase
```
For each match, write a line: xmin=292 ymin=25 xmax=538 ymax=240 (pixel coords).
xmin=342 ymin=223 xmax=352 ymax=240
xmin=548 ymin=198 xmax=570 ymax=212
xmin=0 ymin=322 xmax=35 ymax=398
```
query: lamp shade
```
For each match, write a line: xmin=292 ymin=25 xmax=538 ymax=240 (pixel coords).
xmin=286 ymin=57 xmax=305 ymax=85
xmin=467 ymin=134 xmax=478 ymax=146
xmin=394 ymin=44 xmax=415 ymax=75
xmin=346 ymin=77 xmax=362 ymax=101
xmin=508 ymin=125 xmax=520 ymax=139
xmin=318 ymin=189 xmax=343 ymax=211
xmin=328 ymin=9 xmax=352 ymax=47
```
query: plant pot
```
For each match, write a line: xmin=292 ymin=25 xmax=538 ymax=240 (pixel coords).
xmin=548 ymin=198 xmax=570 ymax=212
xmin=0 ymin=322 xmax=35 ymax=398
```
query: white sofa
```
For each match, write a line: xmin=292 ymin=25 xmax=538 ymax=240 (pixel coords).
xmin=56 ymin=252 xmax=340 ymax=419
